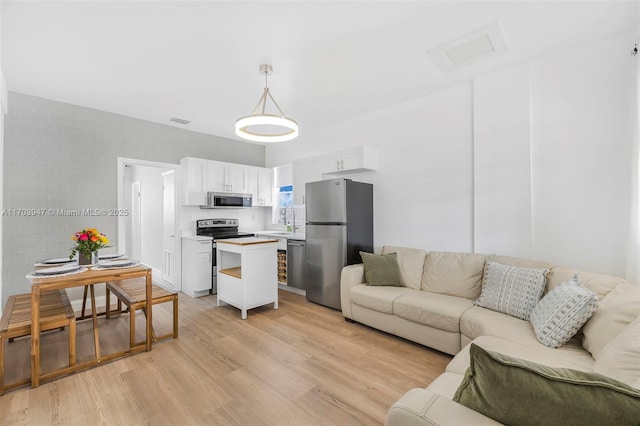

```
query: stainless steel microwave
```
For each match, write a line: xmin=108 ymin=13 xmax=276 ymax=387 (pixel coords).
xmin=201 ymin=192 xmax=252 ymax=209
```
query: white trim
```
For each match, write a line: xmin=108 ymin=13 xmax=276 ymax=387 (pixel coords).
xmin=117 ymin=157 xmax=181 ymax=291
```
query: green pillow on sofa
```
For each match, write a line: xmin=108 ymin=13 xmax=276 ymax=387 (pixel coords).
xmin=453 ymin=344 xmax=640 ymax=426
xmin=359 ymin=251 xmax=404 ymax=287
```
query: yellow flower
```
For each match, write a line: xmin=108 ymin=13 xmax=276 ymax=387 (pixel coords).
xmin=99 ymin=236 xmax=109 ymax=244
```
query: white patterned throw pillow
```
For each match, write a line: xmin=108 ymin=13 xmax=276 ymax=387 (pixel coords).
xmin=475 ymin=261 xmax=548 ymax=320
xmin=530 ymin=275 xmax=598 ymax=348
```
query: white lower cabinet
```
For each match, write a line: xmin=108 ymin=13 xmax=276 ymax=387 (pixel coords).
xmin=217 ymin=238 xmax=278 ymax=319
xmin=181 ymin=238 xmax=212 ymax=297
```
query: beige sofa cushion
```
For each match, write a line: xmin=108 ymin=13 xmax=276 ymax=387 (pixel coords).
xmin=582 ymin=282 xmax=640 ymax=358
xmin=488 ymin=254 xmax=552 ymax=270
xmin=461 ymin=306 xmax=553 ymax=350
xmin=593 ymin=318 xmax=640 ymax=386
xmin=349 ymin=284 xmax=416 ymax=314
xmin=393 ymin=292 xmax=474 ymax=333
xmin=421 ymin=251 xmax=486 ymax=299
xmin=447 ymin=336 xmax=596 ymax=376
xmin=547 ymin=266 xmax=627 ymax=299
xmin=426 ymin=372 xmax=465 ymax=399
xmin=381 ymin=246 xmax=427 ymax=291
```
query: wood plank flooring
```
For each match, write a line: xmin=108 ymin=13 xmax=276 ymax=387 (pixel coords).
xmin=0 ymin=289 xmax=451 ymax=425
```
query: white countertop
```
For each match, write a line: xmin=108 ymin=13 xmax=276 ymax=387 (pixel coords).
xmin=216 ymin=237 xmax=278 ymax=245
xmin=254 ymin=230 xmax=306 ymax=241
xmin=181 ymin=233 xmax=213 ymax=241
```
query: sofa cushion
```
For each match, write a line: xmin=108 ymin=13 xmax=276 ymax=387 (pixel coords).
xmin=582 ymin=282 xmax=640 ymax=358
xmin=594 ymin=317 xmax=640 ymax=386
xmin=381 ymin=246 xmax=427 ymax=291
xmin=488 ymin=254 xmax=552 ymax=270
xmin=426 ymin=372 xmax=465 ymax=400
xmin=547 ymin=265 xmax=627 ymax=299
xmin=447 ymin=336 xmax=596 ymax=376
xmin=349 ymin=284 xmax=415 ymax=314
xmin=421 ymin=251 xmax=486 ymax=299
xmin=393 ymin=292 xmax=474 ymax=333
xmin=475 ymin=261 xmax=548 ymax=320
xmin=461 ymin=306 xmax=539 ymax=347
xmin=453 ymin=344 xmax=640 ymax=426
xmin=530 ymin=275 xmax=598 ymax=348
xmin=360 ymin=251 xmax=404 ymax=286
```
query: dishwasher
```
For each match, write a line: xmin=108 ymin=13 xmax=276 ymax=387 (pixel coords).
xmin=286 ymin=239 xmax=306 ymax=290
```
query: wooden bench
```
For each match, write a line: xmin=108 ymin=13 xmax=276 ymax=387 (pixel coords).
xmin=0 ymin=290 xmax=76 ymax=395
xmin=105 ymin=279 xmax=178 ymax=348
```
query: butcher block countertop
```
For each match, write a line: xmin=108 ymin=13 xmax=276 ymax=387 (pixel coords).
xmin=215 ymin=237 xmax=278 ymax=246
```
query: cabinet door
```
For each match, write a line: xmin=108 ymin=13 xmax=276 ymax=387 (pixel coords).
xmin=181 ymin=157 xmax=206 ymax=205
xmin=320 ymin=152 xmax=341 ymax=174
xmin=228 ymin=164 xmax=247 ymax=193
xmin=194 ymin=251 xmax=213 ymax=291
xmin=257 ymin=168 xmax=273 ymax=206
xmin=293 ymin=157 xmax=323 ymax=205
xmin=204 ymin=161 xmax=227 ymax=192
xmin=246 ymin=166 xmax=260 ymax=204
xmin=339 ymin=147 xmax=363 ymax=171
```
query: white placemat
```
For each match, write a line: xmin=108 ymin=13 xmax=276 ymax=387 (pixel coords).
xmin=26 ymin=267 xmax=88 ymax=279
xmin=92 ymin=262 xmax=141 ymax=271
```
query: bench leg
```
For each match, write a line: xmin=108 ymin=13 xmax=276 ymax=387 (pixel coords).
xmin=173 ymin=296 xmax=179 ymax=339
xmin=130 ymin=307 xmax=136 ymax=348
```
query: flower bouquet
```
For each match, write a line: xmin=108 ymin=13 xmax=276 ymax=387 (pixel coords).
xmin=69 ymin=228 xmax=110 ymax=265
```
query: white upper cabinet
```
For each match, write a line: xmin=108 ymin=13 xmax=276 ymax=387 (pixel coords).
xmin=293 ymin=156 xmax=323 ymax=205
xmin=204 ymin=161 xmax=248 ymax=194
xmin=180 ymin=157 xmax=207 ymax=206
xmin=248 ymin=166 xmax=274 ymax=207
xmin=321 ymin=146 xmax=378 ymax=175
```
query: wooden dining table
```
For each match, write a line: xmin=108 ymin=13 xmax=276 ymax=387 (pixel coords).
xmin=28 ymin=265 xmax=152 ymax=387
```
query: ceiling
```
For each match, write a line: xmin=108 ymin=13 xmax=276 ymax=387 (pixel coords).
xmin=2 ymin=1 xmax=638 ymax=143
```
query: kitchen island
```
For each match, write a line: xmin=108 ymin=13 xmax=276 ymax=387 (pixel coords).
xmin=216 ymin=237 xmax=278 ymax=319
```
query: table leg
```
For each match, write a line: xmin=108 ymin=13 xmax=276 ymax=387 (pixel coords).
xmin=89 ymin=284 xmax=100 ymax=360
xmin=145 ymin=270 xmax=152 ymax=351
xmin=30 ymin=286 xmax=41 ymax=388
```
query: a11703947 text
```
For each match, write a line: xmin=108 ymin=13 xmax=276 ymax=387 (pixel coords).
xmin=2 ymin=208 xmax=130 ymax=217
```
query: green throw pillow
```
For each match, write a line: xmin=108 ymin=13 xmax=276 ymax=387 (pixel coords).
xmin=359 ymin=251 xmax=404 ymax=287
xmin=453 ymin=344 xmax=640 ymax=426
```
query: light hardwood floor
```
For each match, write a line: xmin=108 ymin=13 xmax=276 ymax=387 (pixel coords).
xmin=0 ymin=289 xmax=451 ymax=425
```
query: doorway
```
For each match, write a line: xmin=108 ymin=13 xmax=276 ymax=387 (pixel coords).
xmin=117 ymin=158 xmax=180 ymax=291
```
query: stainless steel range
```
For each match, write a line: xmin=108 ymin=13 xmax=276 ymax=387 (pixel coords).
xmin=196 ymin=218 xmax=254 ymax=294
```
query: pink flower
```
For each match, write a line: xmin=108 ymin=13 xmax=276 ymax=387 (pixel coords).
xmin=79 ymin=234 xmax=88 ymax=241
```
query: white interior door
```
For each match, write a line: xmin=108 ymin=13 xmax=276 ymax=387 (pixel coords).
xmin=162 ymin=171 xmax=176 ymax=285
xmin=131 ymin=181 xmax=142 ymax=261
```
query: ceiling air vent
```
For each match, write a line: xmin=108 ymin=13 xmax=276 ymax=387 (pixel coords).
xmin=170 ymin=117 xmax=191 ymax=125
xmin=428 ymin=22 xmax=508 ymax=72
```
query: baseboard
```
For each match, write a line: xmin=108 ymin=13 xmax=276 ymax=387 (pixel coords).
xmin=278 ymin=284 xmax=306 ymax=297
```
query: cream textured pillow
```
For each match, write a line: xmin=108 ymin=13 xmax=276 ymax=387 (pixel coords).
xmin=529 ymin=275 xmax=598 ymax=348
xmin=475 ymin=261 xmax=548 ymax=320
xmin=593 ymin=317 xmax=640 ymax=386
xmin=582 ymin=282 xmax=640 ymax=358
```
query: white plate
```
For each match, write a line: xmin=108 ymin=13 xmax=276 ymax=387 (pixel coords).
xmin=99 ymin=253 xmax=126 ymax=260
xmin=99 ymin=259 xmax=136 ymax=267
xmin=40 ymin=257 xmax=74 ymax=264
xmin=33 ymin=264 xmax=81 ymax=275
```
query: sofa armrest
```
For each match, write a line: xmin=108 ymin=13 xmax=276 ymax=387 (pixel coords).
xmin=340 ymin=263 xmax=365 ymax=319
xmin=385 ymin=388 xmax=502 ymax=426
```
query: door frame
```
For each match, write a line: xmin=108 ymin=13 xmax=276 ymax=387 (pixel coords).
xmin=117 ymin=157 xmax=181 ymax=291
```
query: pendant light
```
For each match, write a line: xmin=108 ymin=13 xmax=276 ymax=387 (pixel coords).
xmin=235 ymin=64 xmax=299 ymax=143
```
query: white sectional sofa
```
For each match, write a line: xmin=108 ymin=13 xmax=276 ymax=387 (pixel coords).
xmin=340 ymin=246 xmax=640 ymax=425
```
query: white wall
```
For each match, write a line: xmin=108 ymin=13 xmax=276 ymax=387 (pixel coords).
xmin=267 ymin=31 xmax=638 ymax=278
xmin=0 ymin=4 xmax=5 ymax=311
xmin=269 ymin=83 xmax=475 ymax=253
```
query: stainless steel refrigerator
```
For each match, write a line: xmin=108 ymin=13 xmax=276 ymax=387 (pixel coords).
xmin=305 ymin=178 xmax=373 ymax=309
